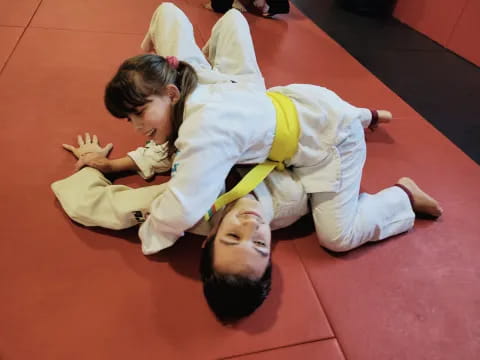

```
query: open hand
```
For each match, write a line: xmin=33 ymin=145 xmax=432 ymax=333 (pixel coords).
xmin=62 ymin=133 xmax=113 ymax=159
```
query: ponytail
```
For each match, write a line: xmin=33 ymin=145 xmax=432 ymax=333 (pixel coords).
xmin=168 ymin=60 xmax=198 ymax=156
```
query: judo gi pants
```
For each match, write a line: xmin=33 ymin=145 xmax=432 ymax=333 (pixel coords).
xmin=311 ymin=119 xmax=415 ymax=252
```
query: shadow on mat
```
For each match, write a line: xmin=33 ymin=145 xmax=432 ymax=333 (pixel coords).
xmin=55 ymin=200 xmax=285 ymax=332
xmin=365 ymin=127 xmax=395 ymax=144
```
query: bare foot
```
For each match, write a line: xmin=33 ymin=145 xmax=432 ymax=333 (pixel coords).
xmin=377 ymin=110 xmax=392 ymax=124
xmin=398 ymin=177 xmax=443 ymax=217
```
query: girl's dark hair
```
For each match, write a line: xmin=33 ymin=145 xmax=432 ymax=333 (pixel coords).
xmin=104 ymin=54 xmax=198 ymax=155
xmin=199 ymin=231 xmax=272 ymax=323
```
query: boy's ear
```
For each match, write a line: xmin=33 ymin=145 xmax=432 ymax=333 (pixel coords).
xmin=165 ymin=84 xmax=181 ymax=105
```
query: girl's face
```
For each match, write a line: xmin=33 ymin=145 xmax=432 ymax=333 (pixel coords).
xmin=212 ymin=195 xmax=272 ymax=280
xmin=127 ymin=85 xmax=180 ymax=144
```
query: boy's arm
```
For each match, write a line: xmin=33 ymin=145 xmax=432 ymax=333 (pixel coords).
xmin=51 ymin=167 xmax=167 ymax=230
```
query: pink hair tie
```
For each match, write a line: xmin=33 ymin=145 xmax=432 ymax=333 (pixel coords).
xmin=165 ymin=56 xmax=179 ymax=69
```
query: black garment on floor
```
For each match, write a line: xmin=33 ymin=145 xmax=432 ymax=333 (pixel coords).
xmin=210 ymin=0 xmax=290 ymax=15
xmin=266 ymin=0 xmax=290 ymax=15
xmin=211 ymin=0 xmax=234 ymax=13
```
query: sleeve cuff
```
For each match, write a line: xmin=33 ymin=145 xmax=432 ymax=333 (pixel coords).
xmin=138 ymin=217 xmax=183 ymax=254
xmin=127 ymin=149 xmax=154 ymax=179
xmin=127 ymin=141 xmax=172 ymax=180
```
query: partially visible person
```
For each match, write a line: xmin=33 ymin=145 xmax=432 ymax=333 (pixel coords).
xmin=205 ymin=0 xmax=290 ymax=17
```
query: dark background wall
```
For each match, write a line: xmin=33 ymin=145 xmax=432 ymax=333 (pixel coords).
xmin=292 ymin=0 xmax=480 ymax=164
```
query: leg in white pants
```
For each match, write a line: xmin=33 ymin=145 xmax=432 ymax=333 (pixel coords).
xmin=141 ymin=2 xmax=211 ymax=71
xmin=311 ymin=119 xmax=415 ymax=252
xmin=141 ymin=4 xmax=263 ymax=86
xmin=203 ymin=9 xmax=265 ymax=87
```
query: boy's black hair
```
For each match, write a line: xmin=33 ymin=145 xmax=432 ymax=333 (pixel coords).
xmin=199 ymin=235 xmax=272 ymax=322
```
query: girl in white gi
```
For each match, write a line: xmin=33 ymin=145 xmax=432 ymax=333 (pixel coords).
xmin=65 ymin=3 xmax=442 ymax=320
xmin=93 ymin=3 xmax=442 ymax=252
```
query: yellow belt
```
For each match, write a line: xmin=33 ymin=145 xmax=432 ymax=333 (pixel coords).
xmin=204 ymin=91 xmax=300 ymax=221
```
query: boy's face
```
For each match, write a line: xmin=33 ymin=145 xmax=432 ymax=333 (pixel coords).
xmin=127 ymin=89 xmax=177 ymax=144
xmin=212 ymin=196 xmax=272 ymax=280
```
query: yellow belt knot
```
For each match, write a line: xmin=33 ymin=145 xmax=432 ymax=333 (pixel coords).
xmin=275 ymin=162 xmax=285 ymax=171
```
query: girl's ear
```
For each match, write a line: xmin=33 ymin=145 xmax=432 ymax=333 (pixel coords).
xmin=165 ymin=84 xmax=181 ymax=105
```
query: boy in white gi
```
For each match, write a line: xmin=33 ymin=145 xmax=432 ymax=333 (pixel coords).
xmin=62 ymin=3 xmax=442 ymax=321
xmin=55 ymin=134 xmax=309 ymax=322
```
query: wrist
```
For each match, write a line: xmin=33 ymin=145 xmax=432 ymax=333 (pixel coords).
xmin=104 ymin=158 xmax=116 ymax=173
xmin=109 ymin=157 xmax=139 ymax=173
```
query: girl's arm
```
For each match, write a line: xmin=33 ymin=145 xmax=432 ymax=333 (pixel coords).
xmin=62 ymin=133 xmax=135 ymax=173
xmin=77 ymin=148 xmax=173 ymax=176
xmin=66 ymin=136 xmax=172 ymax=176
xmin=75 ymin=154 xmax=139 ymax=173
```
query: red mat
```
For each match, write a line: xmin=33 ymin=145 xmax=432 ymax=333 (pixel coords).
xmin=0 ymin=0 xmax=478 ymax=359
